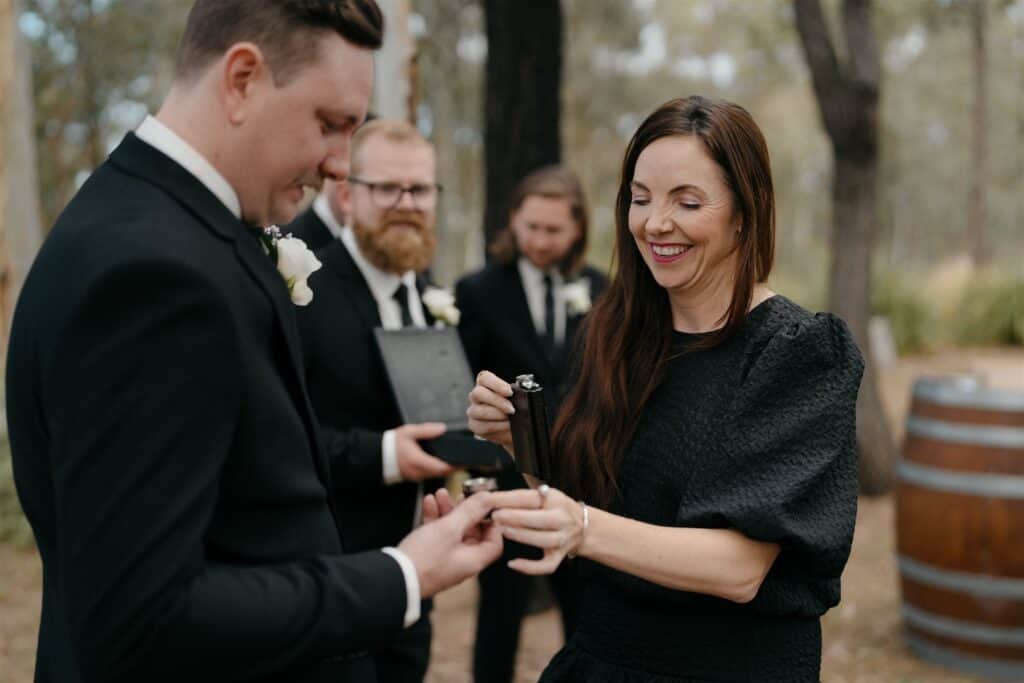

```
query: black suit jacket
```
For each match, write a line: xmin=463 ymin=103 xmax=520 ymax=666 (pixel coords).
xmin=455 ymin=261 xmax=608 ymax=410
xmin=6 ymin=134 xmax=406 ymax=683
xmin=293 ymin=232 xmax=439 ymax=553
xmin=288 ymin=208 xmax=335 ymax=252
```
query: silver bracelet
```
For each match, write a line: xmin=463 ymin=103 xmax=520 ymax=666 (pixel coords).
xmin=568 ymin=501 xmax=588 ymax=559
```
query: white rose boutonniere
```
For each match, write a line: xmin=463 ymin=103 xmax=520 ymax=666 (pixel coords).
xmin=562 ymin=277 xmax=592 ymax=316
xmin=260 ymin=226 xmax=322 ymax=306
xmin=421 ymin=286 xmax=461 ymax=326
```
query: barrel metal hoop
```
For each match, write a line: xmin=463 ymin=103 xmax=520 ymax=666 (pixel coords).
xmin=914 ymin=380 xmax=1024 ymax=412
xmin=903 ymin=604 xmax=1024 ymax=646
xmin=897 ymin=460 xmax=1024 ymax=498
xmin=898 ymin=555 xmax=1024 ymax=600
xmin=904 ymin=632 xmax=1024 ymax=681
xmin=906 ymin=416 xmax=1024 ymax=449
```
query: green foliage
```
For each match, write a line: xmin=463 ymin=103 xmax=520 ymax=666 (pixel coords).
xmin=871 ymin=270 xmax=938 ymax=354
xmin=869 ymin=265 xmax=1024 ymax=353
xmin=954 ymin=272 xmax=1024 ymax=347
xmin=0 ymin=434 xmax=34 ymax=548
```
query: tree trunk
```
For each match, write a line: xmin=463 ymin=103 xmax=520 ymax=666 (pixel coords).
xmin=374 ymin=0 xmax=413 ymax=122
xmin=794 ymin=0 xmax=895 ymax=494
xmin=829 ymin=158 xmax=874 ymax=344
xmin=0 ymin=0 xmax=44 ymax=358
xmin=967 ymin=0 xmax=989 ymax=266
xmin=415 ymin=0 xmax=484 ymax=285
xmin=483 ymin=0 xmax=562 ymax=252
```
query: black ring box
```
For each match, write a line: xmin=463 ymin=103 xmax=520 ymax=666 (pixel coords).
xmin=373 ymin=327 xmax=513 ymax=471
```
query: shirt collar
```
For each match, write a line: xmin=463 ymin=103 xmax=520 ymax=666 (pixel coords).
xmin=340 ymin=226 xmax=417 ymax=301
xmin=135 ymin=115 xmax=241 ymax=220
xmin=518 ymin=256 xmax=560 ymax=286
xmin=312 ymin=193 xmax=346 ymax=241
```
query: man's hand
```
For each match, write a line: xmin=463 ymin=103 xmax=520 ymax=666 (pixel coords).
xmin=421 ymin=487 xmax=457 ymax=522
xmin=395 ymin=422 xmax=456 ymax=482
xmin=398 ymin=490 xmax=503 ymax=598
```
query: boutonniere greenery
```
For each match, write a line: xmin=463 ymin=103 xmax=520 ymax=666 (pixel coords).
xmin=562 ymin=277 xmax=592 ymax=316
xmin=259 ymin=226 xmax=322 ymax=306
xmin=421 ymin=286 xmax=461 ymax=326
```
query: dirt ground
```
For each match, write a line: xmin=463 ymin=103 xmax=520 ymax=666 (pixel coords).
xmin=1 ymin=348 xmax=1022 ymax=683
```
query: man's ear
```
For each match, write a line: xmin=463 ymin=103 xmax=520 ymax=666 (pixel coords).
xmin=221 ymin=42 xmax=269 ymax=125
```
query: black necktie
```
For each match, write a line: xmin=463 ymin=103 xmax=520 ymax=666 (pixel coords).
xmin=393 ymin=283 xmax=414 ymax=328
xmin=542 ymin=273 xmax=556 ymax=357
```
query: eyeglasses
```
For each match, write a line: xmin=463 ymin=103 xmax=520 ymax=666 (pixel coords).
xmin=348 ymin=177 xmax=442 ymax=210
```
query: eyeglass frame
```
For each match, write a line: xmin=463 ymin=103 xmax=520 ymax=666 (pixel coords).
xmin=347 ymin=177 xmax=444 ymax=210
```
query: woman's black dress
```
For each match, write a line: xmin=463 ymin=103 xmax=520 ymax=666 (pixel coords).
xmin=541 ymin=295 xmax=864 ymax=682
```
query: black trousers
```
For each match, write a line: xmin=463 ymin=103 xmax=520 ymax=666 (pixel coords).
xmin=472 ymin=561 xmax=580 ymax=683
xmin=374 ymin=611 xmax=432 ymax=683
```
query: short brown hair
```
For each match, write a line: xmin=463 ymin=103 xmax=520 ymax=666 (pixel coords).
xmin=350 ymin=119 xmax=433 ymax=176
xmin=489 ymin=165 xmax=590 ymax=275
xmin=174 ymin=0 xmax=384 ymax=85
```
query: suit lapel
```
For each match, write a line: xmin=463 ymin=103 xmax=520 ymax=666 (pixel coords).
xmin=234 ymin=232 xmax=309 ymax=391
xmin=498 ymin=264 xmax=555 ymax=377
xmin=294 ymin=211 xmax=332 ymax=250
xmin=110 ymin=134 xmax=238 ymax=242
xmin=109 ymin=134 xmax=329 ymax=483
xmin=319 ymin=240 xmax=382 ymax=329
xmin=415 ymin=276 xmax=437 ymax=327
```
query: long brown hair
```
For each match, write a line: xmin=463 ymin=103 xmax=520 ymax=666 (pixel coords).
xmin=552 ymin=96 xmax=776 ymax=507
xmin=488 ymin=165 xmax=590 ymax=275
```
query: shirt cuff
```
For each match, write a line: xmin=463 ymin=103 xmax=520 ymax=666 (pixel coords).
xmin=381 ymin=547 xmax=421 ymax=628
xmin=382 ymin=429 xmax=402 ymax=484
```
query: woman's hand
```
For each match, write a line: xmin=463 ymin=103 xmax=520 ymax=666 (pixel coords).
xmin=491 ymin=486 xmax=586 ymax=575
xmin=467 ymin=371 xmax=515 ymax=451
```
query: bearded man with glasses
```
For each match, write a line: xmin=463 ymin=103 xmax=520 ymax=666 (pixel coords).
xmin=288 ymin=118 xmax=451 ymax=683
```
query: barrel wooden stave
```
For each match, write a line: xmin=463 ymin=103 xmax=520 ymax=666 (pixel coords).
xmin=911 ymin=398 xmax=1024 ymax=428
xmin=897 ymin=486 xmax=1024 ymax=575
xmin=904 ymin=435 xmax=1024 ymax=476
xmin=896 ymin=378 xmax=1024 ymax=679
xmin=901 ymin=577 xmax=1024 ymax=628
xmin=904 ymin=626 xmax=1024 ymax=663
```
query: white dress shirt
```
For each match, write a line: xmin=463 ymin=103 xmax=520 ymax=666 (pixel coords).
xmin=135 ymin=116 xmax=241 ymax=220
xmin=136 ymin=116 xmax=421 ymax=628
xmin=518 ymin=257 xmax=567 ymax=346
xmin=313 ymin=193 xmax=346 ymax=241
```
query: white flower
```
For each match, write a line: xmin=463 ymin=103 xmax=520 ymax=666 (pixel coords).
xmin=422 ymin=286 xmax=461 ymax=326
xmin=275 ymin=234 xmax=322 ymax=306
xmin=562 ymin=278 xmax=592 ymax=316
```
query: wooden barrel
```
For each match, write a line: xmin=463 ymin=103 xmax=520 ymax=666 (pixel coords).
xmin=896 ymin=376 xmax=1024 ymax=680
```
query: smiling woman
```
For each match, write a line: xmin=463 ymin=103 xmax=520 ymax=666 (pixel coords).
xmin=470 ymin=96 xmax=864 ymax=682
xmin=628 ymin=136 xmax=741 ymax=295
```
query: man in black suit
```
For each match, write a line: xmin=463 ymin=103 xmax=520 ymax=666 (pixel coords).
xmin=290 ymin=119 xmax=454 ymax=682
xmin=289 ymin=181 xmax=345 ymax=251
xmin=5 ymin=3 xmax=502 ymax=682
xmin=455 ymin=165 xmax=608 ymax=683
